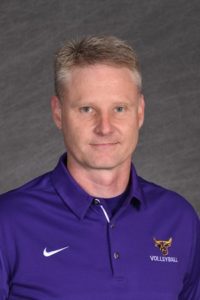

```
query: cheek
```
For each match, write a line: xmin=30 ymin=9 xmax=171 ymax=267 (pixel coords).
xmin=61 ymin=113 xmax=74 ymax=133
xmin=124 ymin=118 xmax=139 ymax=134
xmin=61 ymin=116 xmax=75 ymax=142
xmin=62 ymin=119 xmax=86 ymax=143
xmin=122 ymin=121 xmax=140 ymax=148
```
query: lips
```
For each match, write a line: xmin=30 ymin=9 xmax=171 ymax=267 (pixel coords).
xmin=90 ymin=142 xmax=119 ymax=147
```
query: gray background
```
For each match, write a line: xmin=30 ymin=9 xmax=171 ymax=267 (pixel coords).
xmin=0 ymin=0 xmax=199 ymax=213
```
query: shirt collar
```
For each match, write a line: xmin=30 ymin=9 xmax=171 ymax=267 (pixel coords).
xmin=51 ymin=153 xmax=145 ymax=219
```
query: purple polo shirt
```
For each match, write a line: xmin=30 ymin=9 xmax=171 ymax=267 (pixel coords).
xmin=0 ymin=154 xmax=199 ymax=300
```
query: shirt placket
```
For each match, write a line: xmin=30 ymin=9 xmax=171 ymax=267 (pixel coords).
xmin=93 ymin=198 xmax=126 ymax=282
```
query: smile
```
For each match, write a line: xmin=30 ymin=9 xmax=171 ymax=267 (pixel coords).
xmin=90 ymin=143 xmax=119 ymax=148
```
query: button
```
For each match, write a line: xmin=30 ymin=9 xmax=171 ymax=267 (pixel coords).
xmin=113 ymin=252 xmax=120 ymax=259
xmin=115 ymin=276 xmax=125 ymax=282
xmin=93 ymin=198 xmax=100 ymax=205
xmin=110 ymin=223 xmax=115 ymax=229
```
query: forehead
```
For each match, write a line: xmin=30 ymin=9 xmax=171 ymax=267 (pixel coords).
xmin=63 ymin=64 xmax=139 ymax=100
xmin=69 ymin=63 xmax=135 ymax=83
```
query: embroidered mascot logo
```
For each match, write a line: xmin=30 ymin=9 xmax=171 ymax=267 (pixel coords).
xmin=153 ymin=237 xmax=172 ymax=256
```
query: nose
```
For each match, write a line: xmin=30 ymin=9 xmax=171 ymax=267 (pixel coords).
xmin=94 ymin=112 xmax=114 ymax=136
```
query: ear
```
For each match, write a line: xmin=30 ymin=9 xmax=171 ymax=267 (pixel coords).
xmin=51 ymin=96 xmax=62 ymax=130
xmin=138 ymin=94 xmax=145 ymax=129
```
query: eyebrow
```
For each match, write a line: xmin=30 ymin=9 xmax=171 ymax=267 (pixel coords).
xmin=69 ymin=100 xmax=95 ymax=108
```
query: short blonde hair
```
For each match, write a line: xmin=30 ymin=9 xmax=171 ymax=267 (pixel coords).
xmin=54 ymin=35 xmax=142 ymax=99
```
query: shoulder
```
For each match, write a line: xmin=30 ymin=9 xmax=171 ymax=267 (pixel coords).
xmin=0 ymin=171 xmax=53 ymax=216
xmin=138 ymin=176 xmax=199 ymax=221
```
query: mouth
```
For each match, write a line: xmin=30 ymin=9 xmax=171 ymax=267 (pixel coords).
xmin=90 ymin=142 xmax=119 ymax=148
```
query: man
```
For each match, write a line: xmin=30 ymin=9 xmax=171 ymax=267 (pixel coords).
xmin=0 ymin=36 xmax=199 ymax=299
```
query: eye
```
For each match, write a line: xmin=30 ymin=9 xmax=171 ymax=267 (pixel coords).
xmin=79 ymin=106 xmax=94 ymax=113
xmin=114 ymin=106 xmax=126 ymax=113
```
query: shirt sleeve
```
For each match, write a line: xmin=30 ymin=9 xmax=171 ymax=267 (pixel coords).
xmin=179 ymin=213 xmax=200 ymax=300
xmin=0 ymin=248 xmax=9 ymax=300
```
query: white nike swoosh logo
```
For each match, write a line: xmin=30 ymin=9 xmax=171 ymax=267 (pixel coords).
xmin=43 ymin=246 xmax=69 ymax=257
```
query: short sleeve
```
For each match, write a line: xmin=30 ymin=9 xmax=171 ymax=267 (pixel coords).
xmin=179 ymin=213 xmax=200 ymax=299
xmin=0 ymin=248 xmax=9 ymax=300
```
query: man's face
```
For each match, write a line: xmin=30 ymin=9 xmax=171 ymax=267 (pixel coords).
xmin=51 ymin=64 xmax=145 ymax=171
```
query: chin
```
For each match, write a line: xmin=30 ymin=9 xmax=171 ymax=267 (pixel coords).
xmin=87 ymin=164 xmax=119 ymax=170
xmin=84 ymin=157 xmax=128 ymax=170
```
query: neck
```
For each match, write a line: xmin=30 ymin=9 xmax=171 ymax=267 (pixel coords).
xmin=67 ymin=160 xmax=131 ymax=198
